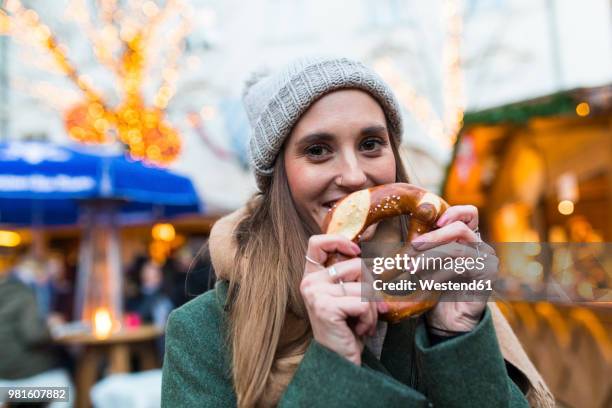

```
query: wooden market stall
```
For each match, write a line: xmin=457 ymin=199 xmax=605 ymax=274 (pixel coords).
xmin=443 ymin=85 xmax=612 ymax=407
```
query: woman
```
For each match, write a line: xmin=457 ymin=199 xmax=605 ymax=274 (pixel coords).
xmin=161 ymin=57 xmax=553 ymax=407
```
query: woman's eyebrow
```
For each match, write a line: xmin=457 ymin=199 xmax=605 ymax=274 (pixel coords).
xmin=360 ymin=125 xmax=387 ymax=136
xmin=297 ymin=132 xmax=335 ymax=147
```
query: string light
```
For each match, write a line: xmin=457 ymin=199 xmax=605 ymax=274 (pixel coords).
xmin=374 ymin=58 xmax=449 ymax=148
xmin=441 ymin=0 xmax=465 ymax=145
xmin=152 ymin=223 xmax=176 ymax=242
xmin=3 ymin=0 xmax=186 ymax=165
xmin=151 ymin=4 xmax=192 ymax=110
xmin=65 ymin=101 xmax=112 ymax=143
xmin=0 ymin=230 xmax=21 ymax=247
xmin=66 ymin=0 xmax=121 ymax=75
xmin=4 ymin=0 xmax=108 ymax=104
xmin=558 ymin=200 xmax=574 ymax=215
xmin=11 ymin=77 xmax=80 ymax=111
xmin=142 ymin=1 xmax=160 ymax=18
xmin=373 ymin=0 xmax=465 ymax=149
xmin=575 ymin=102 xmax=590 ymax=117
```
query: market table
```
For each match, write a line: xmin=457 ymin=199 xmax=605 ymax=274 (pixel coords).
xmin=54 ymin=324 xmax=163 ymax=408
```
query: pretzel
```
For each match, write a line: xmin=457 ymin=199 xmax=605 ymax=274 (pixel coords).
xmin=322 ymin=183 xmax=449 ymax=323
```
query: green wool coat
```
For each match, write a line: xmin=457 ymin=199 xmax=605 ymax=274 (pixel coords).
xmin=161 ymin=281 xmax=529 ymax=407
xmin=0 ymin=276 xmax=58 ymax=380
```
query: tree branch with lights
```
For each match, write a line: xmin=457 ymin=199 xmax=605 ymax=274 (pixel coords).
xmin=2 ymin=0 xmax=190 ymax=165
xmin=373 ymin=0 xmax=465 ymax=149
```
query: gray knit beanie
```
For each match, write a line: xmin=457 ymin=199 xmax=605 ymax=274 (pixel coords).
xmin=242 ymin=56 xmax=404 ymax=191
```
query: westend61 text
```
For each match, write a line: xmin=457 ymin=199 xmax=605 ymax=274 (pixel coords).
xmin=372 ymin=279 xmax=493 ymax=292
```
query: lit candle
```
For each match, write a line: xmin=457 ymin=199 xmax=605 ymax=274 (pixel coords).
xmin=93 ymin=308 xmax=113 ymax=339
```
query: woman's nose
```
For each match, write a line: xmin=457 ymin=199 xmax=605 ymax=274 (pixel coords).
xmin=335 ymin=153 xmax=367 ymax=189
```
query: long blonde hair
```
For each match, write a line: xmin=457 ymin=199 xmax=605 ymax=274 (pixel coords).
xmin=228 ymin=134 xmax=410 ymax=407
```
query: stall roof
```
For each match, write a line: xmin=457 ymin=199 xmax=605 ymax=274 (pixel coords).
xmin=463 ymin=84 xmax=612 ymax=126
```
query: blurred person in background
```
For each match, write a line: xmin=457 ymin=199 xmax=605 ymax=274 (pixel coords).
xmin=140 ymin=259 xmax=173 ymax=359
xmin=137 ymin=260 xmax=173 ymax=327
xmin=0 ymin=249 xmax=73 ymax=407
xmin=12 ymin=251 xmax=53 ymax=319
xmin=47 ymin=251 xmax=74 ymax=323
xmin=126 ymin=256 xmax=173 ymax=328
xmin=125 ymin=254 xmax=149 ymax=315
xmin=163 ymin=241 xmax=214 ymax=308
xmin=11 ymin=249 xmax=70 ymax=327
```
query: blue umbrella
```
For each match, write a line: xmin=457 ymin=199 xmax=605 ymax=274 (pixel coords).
xmin=0 ymin=141 xmax=202 ymax=226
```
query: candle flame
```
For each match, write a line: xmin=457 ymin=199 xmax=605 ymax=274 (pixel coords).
xmin=93 ymin=308 xmax=113 ymax=339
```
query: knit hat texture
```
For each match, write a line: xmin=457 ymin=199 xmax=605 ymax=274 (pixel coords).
xmin=242 ymin=56 xmax=404 ymax=191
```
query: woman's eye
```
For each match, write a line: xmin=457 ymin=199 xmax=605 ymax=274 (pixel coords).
xmin=361 ymin=138 xmax=384 ymax=151
xmin=305 ymin=144 xmax=331 ymax=157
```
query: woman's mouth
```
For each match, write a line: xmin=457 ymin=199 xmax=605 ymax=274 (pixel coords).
xmin=322 ymin=199 xmax=342 ymax=211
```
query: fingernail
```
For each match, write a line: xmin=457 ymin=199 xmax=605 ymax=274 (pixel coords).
xmin=351 ymin=242 xmax=361 ymax=254
xmin=412 ymin=239 xmax=426 ymax=250
xmin=436 ymin=216 xmax=447 ymax=227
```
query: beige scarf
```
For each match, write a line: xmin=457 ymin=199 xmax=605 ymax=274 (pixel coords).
xmin=208 ymin=207 xmax=555 ymax=407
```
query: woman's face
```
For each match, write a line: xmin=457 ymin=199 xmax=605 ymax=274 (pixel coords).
xmin=141 ymin=261 xmax=162 ymax=289
xmin=283 ymin=89 xmax=397 ymax=233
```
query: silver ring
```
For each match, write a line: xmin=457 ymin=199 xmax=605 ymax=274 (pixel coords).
xmin=305 ymin=255 xmax=323 ymax=267
xmin=475 ymin=231 xmax=483 ymax=257
xmin=338 ymin=279 xmax=347 ymax=296
xmin=327 ymin=266 xmax=338 ymax=279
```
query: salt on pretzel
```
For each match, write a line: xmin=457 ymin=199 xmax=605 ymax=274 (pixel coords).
xmin=322 ymin=183 xmax=449 ymax=323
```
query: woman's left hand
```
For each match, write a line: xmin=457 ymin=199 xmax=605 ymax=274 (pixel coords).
xmin=410 ymin=205 xmax=499 ymax=334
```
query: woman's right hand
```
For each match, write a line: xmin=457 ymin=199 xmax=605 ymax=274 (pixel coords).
xmin=300 ymin=234 xmax=379 ymax=365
